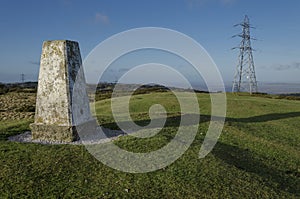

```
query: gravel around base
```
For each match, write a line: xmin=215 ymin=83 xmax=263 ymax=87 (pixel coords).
xmin=8 ymin=127 xmax=126 ymax=145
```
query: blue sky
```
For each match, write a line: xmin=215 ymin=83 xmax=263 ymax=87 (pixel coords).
xmin=0 ymin=0 xmax=299 ymax=84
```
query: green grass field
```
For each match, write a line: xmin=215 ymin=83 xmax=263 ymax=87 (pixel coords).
xmin=0 ymin=91 xmax=299 ymax=198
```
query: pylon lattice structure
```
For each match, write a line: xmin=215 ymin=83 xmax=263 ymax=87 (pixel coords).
xmin=232 ymin=15 xmax=258 ymax=94
xmin=21 ymin=74 xmax=25 ymax=83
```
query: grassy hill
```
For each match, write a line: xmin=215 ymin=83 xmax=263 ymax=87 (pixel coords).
xmin=0 ymin=90 xmax=299 ymax=198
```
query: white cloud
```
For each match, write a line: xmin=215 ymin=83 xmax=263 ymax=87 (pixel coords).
xmin=29 ymin=61 xmax=40 ymax=66
xmin=272 ymin=62 xmax=300 ymax=71
xmin=220 ymin=0 xmax=236 ymax=5
xmin=95 ymin=12 xmax=109 ymax=24
xmin=62 ymin=0 xmax=72 ymax=6
xmin=186 ymin=0 xmax=236 ymax=8
xmin=261 ymin=62 xmax=300 ymax=71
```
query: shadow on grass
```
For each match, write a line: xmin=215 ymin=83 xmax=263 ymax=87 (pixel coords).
xmin=227 ymin=112 xmax=300 ymax=123
xmin=212 ymin=142 xmax=300 ymax=196
xmin=98 ymin=112 xmax=300 ymax=196
xmin=0 ymin=120 xmax=32 ymax=141
xmin=99 ymin=112 xmax=300 ymax=130
xmin=99 ymin=114 xmax=204 ymax=131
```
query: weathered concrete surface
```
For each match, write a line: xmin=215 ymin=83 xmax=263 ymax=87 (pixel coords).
xmin=30 ymin=40 xmax=92 ymax=142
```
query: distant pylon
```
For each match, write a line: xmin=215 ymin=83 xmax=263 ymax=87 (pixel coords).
xmin=232 ymin=15 xmax=258 ymax=94
xmin=21 ymin=73 xmax=25 ymax=83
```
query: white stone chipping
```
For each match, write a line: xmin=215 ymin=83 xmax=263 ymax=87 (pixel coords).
xmin=8 ymin=127 xmax=125 ymax=145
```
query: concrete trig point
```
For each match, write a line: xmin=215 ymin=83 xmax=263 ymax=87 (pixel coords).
xmin=30 ymin=40 xmax=93 ymax=142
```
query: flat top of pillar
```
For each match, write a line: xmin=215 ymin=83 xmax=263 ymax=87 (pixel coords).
xmin=43 ymin=40 xmax=79 ymax=45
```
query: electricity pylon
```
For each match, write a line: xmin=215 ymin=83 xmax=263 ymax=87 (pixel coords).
xmin=21 ymin=74 xmax=25 ymax=83
xmin=232 ymin=15 xmax=258 ymax=94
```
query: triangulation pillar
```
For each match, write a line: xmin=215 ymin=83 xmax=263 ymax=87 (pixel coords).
xmin=30 ymin=40 xmax=92 ymax=142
